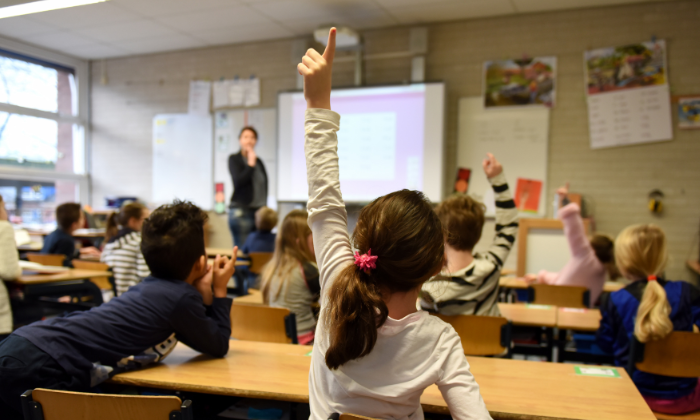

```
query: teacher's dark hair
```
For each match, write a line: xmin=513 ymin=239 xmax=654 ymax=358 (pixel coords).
xmin=324 ymin=190 xmax=445 ymax=370
xmin=239 ymin=126 xmax=258 ymax=139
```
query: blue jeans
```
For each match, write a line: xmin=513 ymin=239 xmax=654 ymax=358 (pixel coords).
xmin=228 ymin=207 xmax=257 ymax=247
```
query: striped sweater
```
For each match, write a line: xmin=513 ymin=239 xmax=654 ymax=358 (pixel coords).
xmin=420 ymin=172 xmax=519 ymax=316
xmin=101 ymin=228 xmax=150 ymax=296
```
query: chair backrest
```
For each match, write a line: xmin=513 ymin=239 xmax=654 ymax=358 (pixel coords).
xmin=22 ymin=389 xmax=191 ymax=420
xmin=434 ymin=313 xmax=511 ymax=357
xmin=230 ymin=303 xmax=297 ymax=344
xmin=628 ymin=331 xmax=700 ymax=378
xmin=27 ymin=253 xmax=65 ymax=267
xmin=248 ymin=252 xmax=273 ymax=275
xmin=528 ymin=284 xmax=590 ymax=308
xmin=71 ymin=260 xmax=113 ymax=290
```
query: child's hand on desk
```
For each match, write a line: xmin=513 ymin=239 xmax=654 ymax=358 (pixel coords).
xmin=80 ymin=246 xmax=101 ymax=257
xmin=194 ymin=266 xmax=214 ymax=305
xmin=523 ymin=274 xmax=538 ymax=284
xmin=298 ymin=27 xmax=336 ymax=110
xmin=212 ymin=246 xmax=237 ymax=299
xmin=482 ymin=153 xmax=503 ymax=178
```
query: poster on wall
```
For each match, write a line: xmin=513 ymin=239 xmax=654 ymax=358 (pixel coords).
xmin=585 ymin=40 xmax=673 ymax=149
xmin=483 ymin=57 xmax=556 ymax=108
xmin=678 ymin=97 xmax=700 ymax=129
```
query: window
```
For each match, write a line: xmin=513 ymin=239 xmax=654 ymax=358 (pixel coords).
xmin=0 ymin=39 xmax=88 ymax=225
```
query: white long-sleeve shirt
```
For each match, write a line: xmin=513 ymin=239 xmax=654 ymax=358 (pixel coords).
xmin=305 ymin=108 xmax=491 ymax=420
xmin=0 ymin=221 xmax=21 ymax=334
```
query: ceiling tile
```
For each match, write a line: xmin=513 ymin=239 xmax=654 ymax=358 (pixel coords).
xmin=250 ymin=0 xmax=382 ymax=21
xmin=511 ymin=0 xmax=646 ymax=13
xmin=154 ymin=4 xmax=271 ymax=32
xmin=113 ymin=0 xmax=241 ymax=17
xmin=382 ymin=0 xmax=515 ymax=24
xmin=59 ymin=43 xmax=131 ymax=59
xmin=24 ymin=30 xmax=95 ymax=49
xmin=195 ymin=22 xmax=293 ymax=45
xmin=281 ymin=13 xmax=397 ymax=35
xmin=111 ymin=33 xmax=205 ymax=55
xmin=0 ymin=15 xmax=58 ymax=38
xmin=73 ymin=19 xmax=180 ymax=43
xmin=26 ymin=2 xmax=141 ymax=30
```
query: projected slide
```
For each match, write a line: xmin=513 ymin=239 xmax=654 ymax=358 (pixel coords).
xmin=278 ymin=83 xmax=444 ymax=203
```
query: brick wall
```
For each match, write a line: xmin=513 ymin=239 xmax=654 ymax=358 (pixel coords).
xmin=90 ymin=0 xmax=700 ymax=282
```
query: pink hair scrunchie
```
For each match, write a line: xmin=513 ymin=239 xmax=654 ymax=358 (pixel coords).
xmin=354 ymin=249 xmax=378 ymax=275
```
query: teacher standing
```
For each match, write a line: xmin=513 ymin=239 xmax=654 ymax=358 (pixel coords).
xmin=228 ymin=126 xmax=268 ymax=247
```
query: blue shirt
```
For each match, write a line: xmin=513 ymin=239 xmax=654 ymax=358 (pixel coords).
xmin=13 ymin=276 xmax=232 ymax=388
xmin=597 ymin=279 xmax=700 ymax=399
xmin=41 ymin=228 xmax=77 ymax=266
xmin=241 ymin=231 xmax=276 ymax=255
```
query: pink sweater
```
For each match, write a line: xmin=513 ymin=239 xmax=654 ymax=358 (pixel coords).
xmin=536 ymin=203 xmax=605 ymax=306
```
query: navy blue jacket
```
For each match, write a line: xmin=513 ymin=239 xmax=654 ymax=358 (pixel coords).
xmin=13 ymin=276 xmax=232 ymax=388
xmin=597 ymin=279 xmax=700 ymax=399
xmin=41 ymin=228 xmax=78 ymax=266
xmin=241 ymin=231 xmax=276 ymax=255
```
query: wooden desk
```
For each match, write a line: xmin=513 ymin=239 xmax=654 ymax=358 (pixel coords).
xmin=234 ymin=293 xmax=264 ymax=305
xmin=111 ymin=340 xmax=654 ymax=420
xmin=499 ymin=277 xmax=626 ymax=293
xmin=557 ymin=308 xmax=601 ymax=332
xmin=14 ymin=269 xmax=113 ymax=285
xmin=27 ymin=228 xmax=105 ymax=239
xmin=206 ymin=248 xmax=244 ymax=258
xmin=206 ymin=259 xmax=249 ymax=267
xmin=17 ymin=242 xmax=42 ymax=252
xmin=497 ymin=303 xmax=557 ymax=327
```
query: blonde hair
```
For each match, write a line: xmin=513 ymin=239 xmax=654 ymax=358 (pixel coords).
xmin=615 ymin=224 xmax=672 ymax=343
xmin=255 ymin=206 xmax=278 ymax=232
xmin=261 ymin=210 xmax=315 ymax=304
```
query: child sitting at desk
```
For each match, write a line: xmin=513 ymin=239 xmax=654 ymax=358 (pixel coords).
xmin=298 ymin=28 xmax=490 ymax=419
xmin=101 ymin=202 xmax=150 ymax=296
xmin=524 ymin=183 xmax=619 ymax=306
xmin=41 ymin=203 xmax=100 ymax=266
xmin=237 ymin=206 xmax=277 ymax=293
xmin=420 ymin=153 xmax=518 ymax=317
xmin=261 ymin=209 xmax=318 ymax=345
xmin=0 ymin=200 xmax=237 ymax=419
xmin=0 ymin=195 xmax=21 ymax=342
xmin=597 ymin=224 xmax=700 ymax=415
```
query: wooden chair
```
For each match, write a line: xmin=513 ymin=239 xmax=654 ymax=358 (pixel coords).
xmin=527 ymin=284 xmax=590 ymax=308
xmin=72 ymin=260 xmax=113 ymax=291
xmin=231 ymin=303 xmax=298 ymax=344
xmin=248 ymin=252 xmax=273 ymax=275
xmin=627 ymin=331 xmax=700 ymax=420
xmin=21 ymin=388 xmax=192 ymax=420
xmin=434 ymin=313 xmax=512 ymax=357
xmin=26 ymin=253 xmax=65 ymax=267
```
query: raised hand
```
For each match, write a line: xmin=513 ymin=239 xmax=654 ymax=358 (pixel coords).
xmin=556 ymin=182 xmax=570 ymax=199
xmin=482 ymin=153 xmax=503 ymax=178
xmin=212 ymin=246 xmax=238 ymax=298
xmin=297 ymin=27 xmax=336 ymax=110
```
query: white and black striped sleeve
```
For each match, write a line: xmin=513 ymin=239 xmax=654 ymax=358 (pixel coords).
xmin=485 ymin=172 xmax=518 ymax=268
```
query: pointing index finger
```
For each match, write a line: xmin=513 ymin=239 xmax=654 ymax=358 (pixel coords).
xmin=323 ymin=27 xmax=336 ymax=63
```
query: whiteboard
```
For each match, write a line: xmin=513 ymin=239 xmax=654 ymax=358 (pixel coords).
xmin=458 ymin=97 xmax=550 ymax=217
xmin=152 ymin=114 xmax=213 ymax=210
xmin=213 ymin=108 xmax=277 ymax=209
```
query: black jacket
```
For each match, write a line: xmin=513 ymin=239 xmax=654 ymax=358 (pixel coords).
xmin=41 ymin=228 xmax=78 ymax=267
xmin=228 ymin=152 xmax=268 ymax=209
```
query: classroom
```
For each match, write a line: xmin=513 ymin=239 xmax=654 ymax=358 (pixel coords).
xmin=0 ymin=0 xmax=698 ymax=419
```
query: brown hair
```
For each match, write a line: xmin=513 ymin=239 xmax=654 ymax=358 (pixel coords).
xmin=56 ymin=203 xmax=82 ymax=230
xmin=615 ymin=224 xmax=673 ymax=342
xmin=434 ymin=194 xmax=486 ymax=251
xmin=105 ymin=202 xmax=147 ymax=242
xmin=239 ymin=126 xmax=258 ymax=139
xmin=590 ymin=234 xmax=620 ymax=279
xmin=261 ymin=210 xmax=315 ymax=303
xmin=255 ymin=206 xmax=278 ymax=232
xmin=324 ymin=190 xmax=445 ymax=370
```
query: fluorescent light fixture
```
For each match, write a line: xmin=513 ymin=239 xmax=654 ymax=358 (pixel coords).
xmin=0 ymin=0 xmax=107 ymax=19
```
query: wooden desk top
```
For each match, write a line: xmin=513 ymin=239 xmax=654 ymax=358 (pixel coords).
xmin=497 ymin=303 xmax=557 ymax=327
xmin=111 ymin=340 xmax=654 ymax=420
xmin=27 ymin=228 xmax=105 ymax=239
xmin=206 ymin=248 xmax=243 ymax=258
xmin=14 ymin=269 xmax=113 ymax=285
xmin=17 ymin=242 xmax=43 ymax=251
xmin=557 ymin=308 xmax=602 ymax=332
xmin=499 ymin=277 xmax=626 ymax=293
xmin=234 ymin=293 xmax=264 ymax=305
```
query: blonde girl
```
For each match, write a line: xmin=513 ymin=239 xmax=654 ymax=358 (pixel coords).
xmin=597 ymin=224 xmax=700 ymax=415
xmin=261 ymin=209 xmax=319 ymax=345
xmin=298 ymin=28 xmax=490 ymax=420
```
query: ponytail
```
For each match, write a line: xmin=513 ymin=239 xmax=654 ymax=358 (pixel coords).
xmin=635 ymin=278 xmax=673 ymax=342
xmin=105 ymin=212 xmax=119 ymax=242
xmin=324 ymin=264 xmax=388 ymax=370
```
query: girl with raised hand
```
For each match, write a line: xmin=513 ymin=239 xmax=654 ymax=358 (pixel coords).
xmin=299 ymin=28 xmax=491 ymax=420
xmin=597 ymin=224 xmax=700 ymax=415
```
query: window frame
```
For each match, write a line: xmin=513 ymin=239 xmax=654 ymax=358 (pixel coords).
xmin=0 ymin=35 xmax=89 ymax=204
